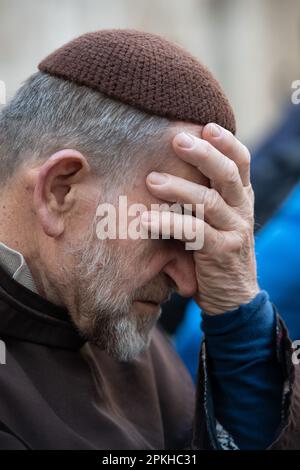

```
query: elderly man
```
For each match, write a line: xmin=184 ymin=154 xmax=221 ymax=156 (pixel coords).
xmin=0 ymin=30 xmax=297 ymax=450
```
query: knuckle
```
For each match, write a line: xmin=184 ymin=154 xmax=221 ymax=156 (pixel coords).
xmin=240 ymin=144 xmax=251 ymax=167
xmin=206 ymin=188 xmax=220 ymax=210
xmin=232 ymin=229 xmax=249 ymax=252
xmin=220 ymin=129 xmax=234 ymax=152
xmin=229 ymin=219 xmax=252 ymax=249
xmin=222 ymin=133 xmax=250 ymax=166
xmin=240 ymin=219 xmax=251 ymax=234
xmin=224 ymin=160 xmax=239 ymax=185
xmin=239 ymin=221 xmax=253 ymax=248
xmin=245 ymin=185 xmax=254 ymax=202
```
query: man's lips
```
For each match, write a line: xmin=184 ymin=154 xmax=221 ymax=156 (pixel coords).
xmin=135 ymin=296 xmax=171 ymax=306
xmin=135 ymin=300 xmax=159 ymax=306
xmin=141 ymin=300 xmax=160 ymax=306
xmin=133 ymin=289 xmax=173 ymax=312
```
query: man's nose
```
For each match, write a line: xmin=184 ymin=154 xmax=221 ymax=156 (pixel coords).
xmin=161 ymin=249 xmax=198 ymax=298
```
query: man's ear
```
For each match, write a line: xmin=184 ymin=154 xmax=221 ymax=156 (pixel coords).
xmin=29 ymin=149 xmax=90 ymax=238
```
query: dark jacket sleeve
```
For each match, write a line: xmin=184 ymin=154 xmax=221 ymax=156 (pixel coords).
xmin=268 ymin=319 xmax=300 ymax=450
xmin=191 ymin=313 xmax=300 ymax=450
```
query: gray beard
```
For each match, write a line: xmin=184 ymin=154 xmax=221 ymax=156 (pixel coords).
xmin=68 ymin=237 xmax=173 ymax=362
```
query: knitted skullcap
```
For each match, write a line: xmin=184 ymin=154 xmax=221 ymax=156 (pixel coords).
xmin=39 ymin=29 xmax=236 ymax=133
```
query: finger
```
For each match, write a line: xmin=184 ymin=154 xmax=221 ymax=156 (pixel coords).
xmin=146 ymin=172 xmax=239 ymax=230
xmin=172 ymin=132 xmax=244 ymax=207
xmin=140 ymin=210 xmax=229 ymax=253
xmin=202 ymin=123 xmax=251 ymax=186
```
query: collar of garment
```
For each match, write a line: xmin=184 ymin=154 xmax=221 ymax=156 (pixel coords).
xmin=0 ymin=242 xmax=38 ymax=293
xmin=0 ymin=242 xmax=86 ymax=350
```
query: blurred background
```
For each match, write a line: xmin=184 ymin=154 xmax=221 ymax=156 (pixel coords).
xmin=1 ymin=0 xmax=300 ymax=378
xmin=0 ymin=0 xmax=299 ymax=145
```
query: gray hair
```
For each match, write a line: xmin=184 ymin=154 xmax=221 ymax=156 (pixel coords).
xmin=0 ymin=72 xmax=171 ymax=188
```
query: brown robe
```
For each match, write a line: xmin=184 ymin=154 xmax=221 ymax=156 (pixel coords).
xmin=1 ymin=261 xmax=300 ymax=450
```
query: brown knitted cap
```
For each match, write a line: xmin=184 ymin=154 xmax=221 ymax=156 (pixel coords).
xmin=39 ymin=29 xmax=236 ymax=133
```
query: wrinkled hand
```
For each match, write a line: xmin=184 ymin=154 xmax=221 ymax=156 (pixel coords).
xmin=141 ymin=123 xmax=259 ymax=314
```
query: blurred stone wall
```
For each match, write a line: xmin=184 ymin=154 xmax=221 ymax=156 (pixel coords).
xmin=0 ymin=0 xmax=299 ymax=143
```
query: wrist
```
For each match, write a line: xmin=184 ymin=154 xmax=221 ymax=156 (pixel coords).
xmin=194 ymin=285 xmax=260 ymax=315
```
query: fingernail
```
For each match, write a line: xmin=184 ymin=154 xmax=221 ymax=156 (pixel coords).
xmin=209 ymin=123 xmax=222 ymax=138
xmin=148 ymin=172 xmax=168 ymax=185
xmin=176 ymin=132 xmax=195 ymax=149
